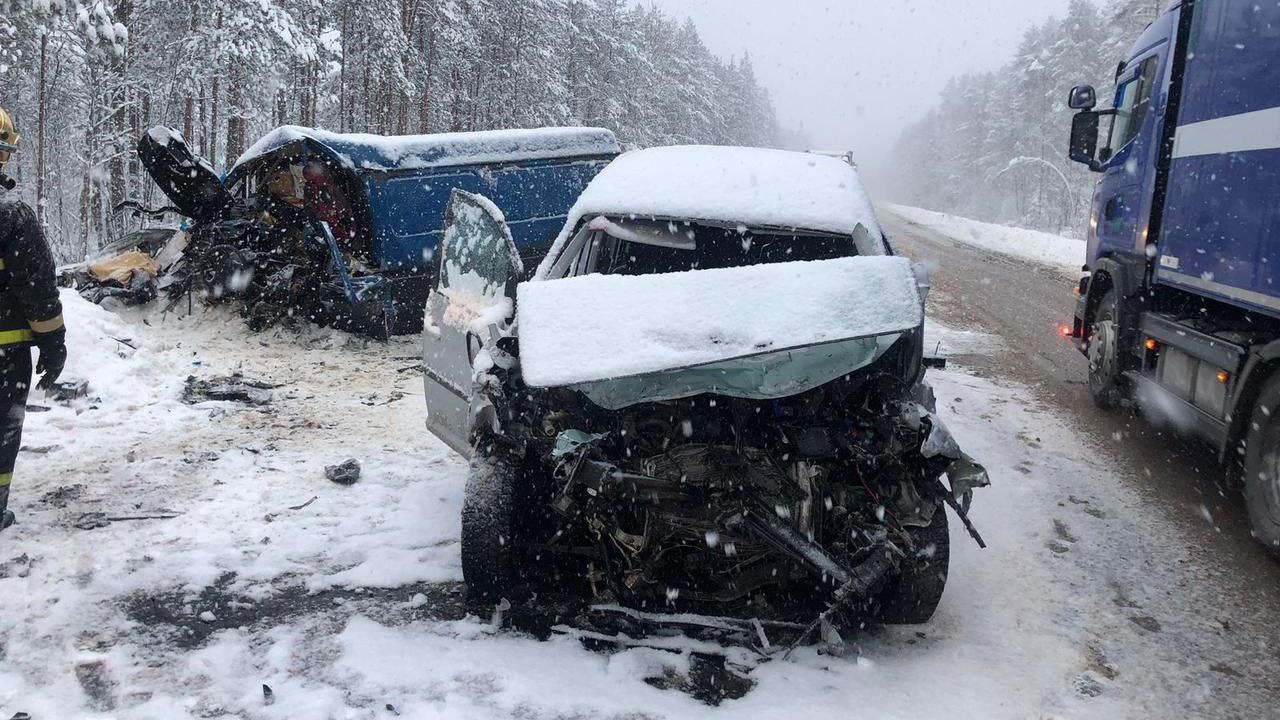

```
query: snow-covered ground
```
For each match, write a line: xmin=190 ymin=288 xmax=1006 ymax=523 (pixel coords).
xmin=884 ymin=204 xmax=1086 ymax=277
xmin=0 ymin=294 xmax=1238 ymax=718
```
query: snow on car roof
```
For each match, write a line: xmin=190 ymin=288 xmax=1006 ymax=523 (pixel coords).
xmin=574 ymin=145 xmax=879 ymax=233
xmin=534 ymin=145 xmax=883 ymax=278
xmin=232 ymin=125 xmax=621 ymax=173
xmin=517 ymin=255 xmax=922 ymax=388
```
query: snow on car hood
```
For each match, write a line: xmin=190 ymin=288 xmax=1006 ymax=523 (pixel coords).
xmin=516 ymin=255 xmax=922 ymax=390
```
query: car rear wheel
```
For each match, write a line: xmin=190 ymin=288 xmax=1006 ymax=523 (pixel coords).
xmin=873 ymin=506 xmax=950 ymax=624
xmin=1243 ymin=373 xmax=1280 ymax=558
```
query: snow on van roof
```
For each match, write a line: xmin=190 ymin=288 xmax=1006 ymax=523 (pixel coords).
xmin=232 ymin=125 xmax=621 ymax=173
xmin=518 ymin=255 xmax=922 ymax=388
xmin=572 ymin=145 xmax=880 ymax=235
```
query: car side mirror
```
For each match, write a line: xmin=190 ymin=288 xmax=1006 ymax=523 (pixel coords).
xmin=911 ymin=261 xmax=931 ymax=306
xmin=1069 ymin=111 xmax=1102 ymax=172
xmin=1068 ymin=85 xmax=1097 ymax=110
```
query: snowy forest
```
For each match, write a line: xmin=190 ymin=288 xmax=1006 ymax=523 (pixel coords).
xmin=0 ymin=0 xmax=780 ymax=262
xmin=886 ymin=0 xmax=1164 ymax=235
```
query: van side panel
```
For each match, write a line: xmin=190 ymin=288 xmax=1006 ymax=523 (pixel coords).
xmin=1156 ymin=0 xmax=1280 ymax=313
xmin=366 ymin=158 xmax=611 ymax=271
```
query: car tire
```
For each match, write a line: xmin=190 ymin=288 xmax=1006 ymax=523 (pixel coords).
xmin=460 ymin=447 xmax=524 ymax=604
xmin=873 ymin=507 xmax=950 ymax=625
xmin=1242 ymin=373 xmax=1280 ymax=558
xmin=1088 ymin=289 xmax=1127 ymax=409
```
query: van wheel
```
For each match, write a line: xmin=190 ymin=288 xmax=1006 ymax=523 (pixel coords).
xmin=1243 ymin=374 xmax=1280 ymax=557
xmin=873 ymin=508 xmax=950 ymax=624
xmin=1088 ymin=289 xmax=1127 ymax=409
xmin=461 ymin=448 xmax=525 ymax=604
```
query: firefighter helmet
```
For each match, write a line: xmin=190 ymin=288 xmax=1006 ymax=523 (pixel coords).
xmin=0 ymin=107 xmax=18 ymax=167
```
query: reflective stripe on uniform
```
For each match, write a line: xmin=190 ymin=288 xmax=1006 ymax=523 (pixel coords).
xmin=0 ymin=329 xmax=33 ymax=345
xmin=0 ymin=258 xmax=5 ymax=269
xmin=0 ymin=473 xmax=11 ymax=487
xmin=29 ymin=314 xmax=63 ymax=333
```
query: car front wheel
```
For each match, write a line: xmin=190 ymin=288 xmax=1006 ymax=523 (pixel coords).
xmin=460 ymin=446 xmax=525 ymax=604
xmin=872 ymin=506 xmax=950 ymax=624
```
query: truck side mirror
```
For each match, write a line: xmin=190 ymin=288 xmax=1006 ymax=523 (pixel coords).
xmin=1069 ymin=111 xmax=1102 ymax=172
xmin=1068 ymin=85 xmax=1097 ymax=110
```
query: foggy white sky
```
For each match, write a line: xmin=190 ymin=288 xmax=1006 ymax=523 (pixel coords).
xmin=645 ymin=0 xmax=1072 ymax=179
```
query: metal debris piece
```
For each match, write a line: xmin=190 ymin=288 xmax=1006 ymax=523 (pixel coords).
xmin=182 ymin=373 xmax=280 ymax=405
xmin=325 ymin=459 xmax=361 ymax=485
xmin=74 ymin=512 xmax=182 ymax=530
xmin=264 ymin=496 xmax=320 ymax=523
xmin=819 ymin=617 xmax=847 ymax=657
xmin=288 ymin=496 xmax=319 ymax=511
xmin=44 ymin=379 xmax=90 ymax=404
xmin=74 ymin=659 xmax=118 ymax=711
xmin=0 ymin=553 xmax=33 ymax=579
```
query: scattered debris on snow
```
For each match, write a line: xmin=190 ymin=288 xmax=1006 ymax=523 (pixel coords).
xmin=324 ymin=458 xmax=362 ymax=485
xmin=182 ymin=373 xmax=280 ymax=405
xmin=0 ymin=290 xmax=1268 ymax=719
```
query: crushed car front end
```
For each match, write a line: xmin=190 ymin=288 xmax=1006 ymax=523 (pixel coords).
xmin=420 ymin=147 xmax=990 ymax=642
xmin=489 ymin=346 xmax=983 ymax=629
xmin=465 ymin=256 xmax=988 ymax=633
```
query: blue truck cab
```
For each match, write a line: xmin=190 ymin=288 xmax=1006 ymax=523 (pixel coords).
xmin=1066 ymin=0 xmax=1280 ymax=553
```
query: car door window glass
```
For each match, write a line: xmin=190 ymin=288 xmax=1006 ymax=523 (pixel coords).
xmin=437 ymin=192 xmax=522 ymax=304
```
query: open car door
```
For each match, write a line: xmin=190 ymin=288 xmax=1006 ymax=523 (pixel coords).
xmin=422 ymin=191 xmax=523 ymax=457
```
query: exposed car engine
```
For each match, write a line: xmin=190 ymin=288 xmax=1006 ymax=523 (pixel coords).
xmin=466 ymin=336 xmax=987 ymax=632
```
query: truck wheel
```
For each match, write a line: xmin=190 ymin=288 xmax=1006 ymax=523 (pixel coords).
xmin=1088 ymin=289 xmax=1127 ymax=408
xmin=873 ymin=507 xmax=950 ymax=624
xmin=1242 ymin=374 xmax=1280 ymax=557
xmin=460 ymin=448 xmax=525 ymax=604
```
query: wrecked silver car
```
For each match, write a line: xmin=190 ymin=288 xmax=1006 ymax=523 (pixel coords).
xmin=421 ymin=146 xmax=988 ymax=638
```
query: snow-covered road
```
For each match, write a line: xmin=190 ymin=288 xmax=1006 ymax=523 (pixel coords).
xmin=2 ymin=284 xmax=1267 ymax=718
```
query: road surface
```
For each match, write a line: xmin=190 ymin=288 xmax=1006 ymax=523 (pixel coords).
xmin=884 ymin=206 xmax=1280 ymax=718
xmin=4 ymin=224 xmax=1278 ymax=719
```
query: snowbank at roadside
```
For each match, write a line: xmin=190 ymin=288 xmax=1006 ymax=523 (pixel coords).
xmin=54 ymin=289 xmax=177 ymax=404
xmin=883 ymin=204 xmax=1085 ymax=277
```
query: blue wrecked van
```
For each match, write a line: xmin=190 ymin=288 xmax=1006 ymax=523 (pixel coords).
xmin=137 ymin=125 xmax=621 ymax=337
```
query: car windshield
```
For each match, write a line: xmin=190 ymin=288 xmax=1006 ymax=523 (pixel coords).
xmin=583 ymin=218 xmax=879 ymax=277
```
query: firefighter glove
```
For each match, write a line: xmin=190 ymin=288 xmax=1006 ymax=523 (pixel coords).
xmin=34 ymin=327 xmax=66 ymax=391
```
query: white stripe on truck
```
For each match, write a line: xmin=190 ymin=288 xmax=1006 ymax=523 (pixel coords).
xmin=1158 ymin=268 xmax=1280 ymax=314
xmin=1173 ymin=106 xmax=1280 ymax=159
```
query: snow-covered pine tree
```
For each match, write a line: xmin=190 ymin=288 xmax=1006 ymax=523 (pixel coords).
xmin=0 ymin=0 xmax=781 ymax=261
xmin=886 ymin=0 xmax=1161 ymax=235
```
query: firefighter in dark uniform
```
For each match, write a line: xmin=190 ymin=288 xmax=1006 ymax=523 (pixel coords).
xmin=0 ymin=106 xmax=66 ymax=532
